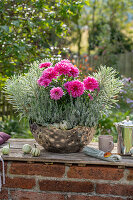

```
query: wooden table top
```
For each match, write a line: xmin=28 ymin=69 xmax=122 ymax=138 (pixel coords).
xmin=0 ymin=139 xmax=133 ymax=167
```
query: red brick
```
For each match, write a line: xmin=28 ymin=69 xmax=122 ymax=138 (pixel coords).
xmin=67 ymin=165 xmax=124 ymax=181
xmin=39 ymin=180 xmax=94 ymax=193
xmin=0 ymin=161 xmax=8 ymax=175
xmin=10 ymin=162 xmax=65 ymax=177
xmin=127 ymin=198 xmax=133 ymax=200
xmin=4 ymin=176 xmax=35 ymax=189
xmin=67 ymin=195 xmax=123 ymax=200
xmin=96 ymin=183 xmax=133 ymax=196
xmin=127 ymin=168 xmax=133 ymax=181
xmin=10 ymin=190 xmax=65 ymax=200
xmin=0 ymin=189 xmax=8 ymax=200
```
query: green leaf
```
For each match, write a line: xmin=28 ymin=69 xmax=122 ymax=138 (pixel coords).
xmin=12 ymin=20 xmax=20 ymax=27
xmin=1 ymin=25 xmax=9 ymax=32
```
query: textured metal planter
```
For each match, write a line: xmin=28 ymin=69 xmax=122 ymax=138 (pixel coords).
xmin=30 ymin=122 xmax=96 ymax=153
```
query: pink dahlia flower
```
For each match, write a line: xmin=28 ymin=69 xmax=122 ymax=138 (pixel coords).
xmin=66 ymin=80 xmax=84 ymax=98
xmin=54 ymin=61 xmax=71 ymax=76
xmin=39 ymin=62 xmax=52 ymax=68
xmin=68 ymin=64 xmax=79 ymax=78
xmin=50 ymin=87 xmax=64 ymax=100
xmin=43 ymin=67 xmax=58 ymax=81
xmin=64 ymin=81 xmax=70 ymax=90
xmin=88 ymin=94 xmax=93 ymax=100
xmin=37 ymin=76 xmax=51 ymax=87
xmin=83 ymin=77 xmax=99 ymax=91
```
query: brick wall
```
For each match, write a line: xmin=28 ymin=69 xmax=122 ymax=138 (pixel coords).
xmin=0 ymin=161 xmax=133 ymax=200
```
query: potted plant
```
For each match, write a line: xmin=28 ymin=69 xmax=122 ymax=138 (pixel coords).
xmin=4 ymin=59 xmax=123 ymax=153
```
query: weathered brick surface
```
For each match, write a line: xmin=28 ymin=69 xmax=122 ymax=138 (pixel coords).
xmin=39 ymin=180 xmax=94 ymax=193
xmin=96 ymin=183 xmax=133 ymax=196
xmin=67 ymin=195 xmax=124 ymax=200
xmin=0 ymin=189 xmax=8 ymax=200
xmin=10 ymin=190 xmax=65 ymax=200
xmin=127 ymin=168 xmax=133 ymax=181
xmin=1 ymin=161 xmax=133 ymax=199
xmin=10 ymin=162 xmax=65 ymax=177
xmin=0 ymin=161 xmax=8 ymax=174
xmin=67 ymin=165 xmax=124 ymax=180
xmin=4 ymin=177 xmax=35 ymax=189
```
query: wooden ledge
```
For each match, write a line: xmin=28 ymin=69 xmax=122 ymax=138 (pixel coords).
xmin=0 ymin=139 xmax=133 ymax=167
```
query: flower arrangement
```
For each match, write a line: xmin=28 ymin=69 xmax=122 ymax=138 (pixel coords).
xmin=5 ymin=59 xmax=123 ymax=130
xmin=37 ymin=60 xmax=99 ymax=101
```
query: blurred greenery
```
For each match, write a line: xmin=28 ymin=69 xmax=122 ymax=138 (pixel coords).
xmin=70 ymin=0 xmax=133 ymax=56
xmin=0 ymin=0 xmax=83 ymax=80
xmin=94 ymin=76 xmax=133 ymax=142
xmin=117 ymin=77 xmax=133 ymax=111
xmin=0 ymin=117 xmax=33 ymax=138
xmin=94 ymin=111 xmax=133 ymax=143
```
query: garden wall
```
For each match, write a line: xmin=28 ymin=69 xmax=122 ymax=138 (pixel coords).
xmin=1 ymin=161 xmax=133 ymax=200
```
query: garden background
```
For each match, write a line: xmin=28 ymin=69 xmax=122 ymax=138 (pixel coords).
xmin=0 ymin=0 xmax=133 ymax=141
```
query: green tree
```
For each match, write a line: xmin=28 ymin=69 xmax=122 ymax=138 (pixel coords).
xmin=69 ymin=0 xmax=133 ymax=56
xmin=68 ymin=1 xmax=91 ymax=56
xmin=0 ymin=0 xmax=83 ymax=79
xmin=88 ymin=0 xmax=133 ymax=55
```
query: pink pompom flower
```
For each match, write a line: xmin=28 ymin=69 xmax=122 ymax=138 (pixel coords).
xmin=64 ymin=81 xmax=70 ymax=90
xmin=43 ymin=67 xmax=58 ymax=81
xmin=54 ymin=60 xmax=79 ymax=77
xmin=68 ymin=64 xmax=79 ymax=78
xmin=39 ymin=62 xmax=52 ymax=68
xmin=54 ymin=61 xmax=71 ymax=76
xmin=88 ymin=94 xmax=93 ymax=100
xmin=50 ymin=87 xmax=64 ymax=100
xmin=66 ymin=80 xmax=84 ymax=98
xmin=83 ymin=77 xmax=99 ymax=91
xmin=37 ymin=76 xmax=51 ymax=87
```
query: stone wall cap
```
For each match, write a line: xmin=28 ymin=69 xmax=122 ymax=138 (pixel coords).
xmin=0 ymin=139 xmax=133 ymax=167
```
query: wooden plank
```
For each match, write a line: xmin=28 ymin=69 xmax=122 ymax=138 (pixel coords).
xmin=0 ymin=139 xmax=38 ymax=149
xmin=1 ymin=148 xmax=133 ymax=167
xmin=0 ymin=139 xmax=117 ymax=153
xmin=0 ymin=139 xmax=133 ymax=167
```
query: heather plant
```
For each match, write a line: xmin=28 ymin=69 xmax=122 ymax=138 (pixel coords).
xmin=4 ymin=60 xmax=123 ymax=129
xmin=117 ymin=77 xmax=133 ymax=112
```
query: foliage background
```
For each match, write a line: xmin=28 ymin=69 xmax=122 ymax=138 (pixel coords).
xmin=0 ymin=0 xmax=83 ymax=78
xmin=70 ymin=0 xmax=133 ymax=56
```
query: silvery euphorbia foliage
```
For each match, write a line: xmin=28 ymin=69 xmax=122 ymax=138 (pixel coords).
xmin=5 ymin=60 xmax=123 ymax=129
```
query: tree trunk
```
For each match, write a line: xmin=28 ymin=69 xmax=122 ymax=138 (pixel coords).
xmin=77 ymin=25 xmax=81 ymax=58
